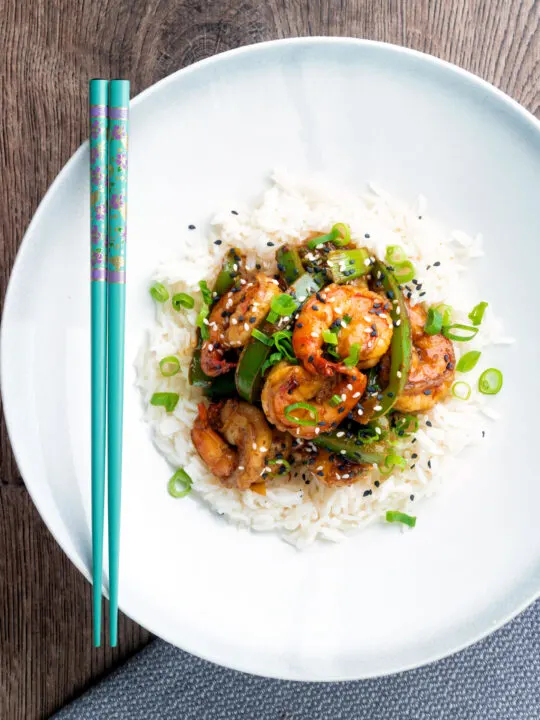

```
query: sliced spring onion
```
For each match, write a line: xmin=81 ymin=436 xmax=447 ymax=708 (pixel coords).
xmin=386 ymin=510 xmax=416 ymax=528
xmin=150 ymin=392 xmax=180 ymax=412
xmin=329 ymin=394 xmax=343 ymax=408
xmin=272 ymin=330 xmax=295 ymax=360
xmin=435 ymin=303 xmax=453 ymax=326
xmin=168 ymin=468 xmax=193 ymax=498
xmin=380 ymin=453 xmax=407 ymax=474
xmin=251 ymin=328 xmax=273 ymax=346
xmin=343 ymin=343 xmax=360 ymax=368
xmin=284 ymin=402 xmax=319 ymax=426
xmin=343 ymin=314 xmax=353 ymax=325
xmin=307 ymin=222 xmax=351 ymax=250
xmin=385 ymin=245 xmax=408 ymax=265
xmin=442 ymin=323 xmax=479 ymax=342
xmin=322 ymin=329 xmax=338 ymax=345
xmin=159 ymin=355 xmax=180 ymax=377
xmin=327 ymin=248 xmax=370 ymax=283
xmin=451 ymin=381 xmax=471 ymax=400
xmin=150 ymin=282 xmax=169 ymax=303
xmin=392 ymin=260 xmax=415 ymax=284
xmin=268 ymin=458 xmax=292 ymax=475
xmin=393 ymin=413 xmax=419 ymax=435
xmin=266 ymin=310 xmax=279 ymax=324
xmin=424 ymin=307 xmax=443 ymax=335
xmin=172 ymin=292 xmax=194 ymax=311
xmin=326 ymin=346 xmax=341 ymax=360
xmin=196 ymin=303 xmax=210 ymax=340
xmin=357 ymin=425 xmax=380 ymax=444
xmin=270 ymin=293 xmax=299 ymax=317
xmin=198 ymin=280 xmax=213 ymax=305
xmin=478 ymin=368 xmax=503 ymax=395
xmin=456 ymin=350 xmax=481 ymax=373
xmin=468 ymin=301 xmax=488 ymax=326
xmin=261 ymin=351 xmax=284 ymax=375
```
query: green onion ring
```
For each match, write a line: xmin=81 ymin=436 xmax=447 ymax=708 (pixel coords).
xmin=159 ymin=355 xmax=180 ymax=377
xmin=442 ymin=323 xmax=479 ymax=342
xmin=168 ymin=468 xmax=193 ymax=498
xmin=386 ymin=510 xmax=416 ymax=527
xmin=150 ymin=282 xmax=169 ymax=303
xmin=284 ymin=402 xmax=319 ymax=426
xmin=478 ymin=368 xmax=503 ymax=395
xmin=451 ymin=381 xmax=471 ymax=400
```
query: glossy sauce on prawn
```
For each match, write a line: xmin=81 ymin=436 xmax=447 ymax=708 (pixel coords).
xmin=200 ymin=273 xmax=280 ymax=377
xmin=292 ymin=284 xmax=393 ymax=377
xmin=261 ymin=361 xmax=367 ymax=439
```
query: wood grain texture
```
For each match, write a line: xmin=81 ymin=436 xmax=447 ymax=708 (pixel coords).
xmin=1 ymin=0 xmax=539 ymax=717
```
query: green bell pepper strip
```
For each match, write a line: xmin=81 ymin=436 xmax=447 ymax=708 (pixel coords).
xmin=235 ymin=272 xmax=325 ymax=403
xmin=213 ymin=247 xmax=244 ymax=297
xmin=311 ymin=430 xmax=387 ymax=465
xmin=364 ymin=260 xmax=412 ymax=421
xmin=327 ymin=248 xmax=371 ymax=283
xmin=276 ymin=245 xmax=304 ymax=285
xmin=188 ymin=334 xmax=236 ymax=397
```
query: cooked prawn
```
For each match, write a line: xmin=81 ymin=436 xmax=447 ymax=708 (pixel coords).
xmin=191 ymin=399 xmax=273 ymax=489
xmin=261 ymin=361 xmax=367 ymax=440
xmin=304 ymin=447 xmax=370 ymax=487
xmin=390 ymin=302 xmax=456 ymax=413
xmin=292 ymin=284 xmax=393 ymax=377
xmin=200 ymin=273 xmax=280 ymax=377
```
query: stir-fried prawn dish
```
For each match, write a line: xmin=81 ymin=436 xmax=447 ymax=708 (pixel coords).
xmin=137 ymin=173 xmax=509 ymax=547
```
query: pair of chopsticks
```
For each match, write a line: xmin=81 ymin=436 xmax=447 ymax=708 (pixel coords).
xmin=90 ymin=78 xmax=129 ymax=647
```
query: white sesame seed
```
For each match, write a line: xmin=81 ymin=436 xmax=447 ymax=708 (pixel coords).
xmin=296 ymin=428 xmax=301 ymax=435
xmin=397 ymin=370 xmax=402 ymax=378
xmin=335 ymin=307 xmax=342 ymax=315
xmin=375 ymin=427 xmax=382 ymax=435
xmin=233 ymin=264 xmax=238 ymax=271
xmin=316 ymin=465 xmax=323 ymax=471
xmin=336 ymin=473 xmax=342 ymax=479
xmin=396 ymin=305 xmax=401 ymax=315
xmin=311 ymin=331 xmax=319 ymax=338
xmin=238 ymin=465 xmax=245 ymax=470
xmin=240 ymin=278 xmax=247 ymax=285
xmin=395 ymin=319 xmax=401 ymax=326
xmin=208 ymin=344 xmax=214 ymax=351
xmin=340 ymin=450 xmax=346 ymax=455
xmin=374 ymin=404 xmax=383 ymax=411
xmin=259 ymin=446 xmax=268 ymax=453
xmin=341 ymin=393 xmax=347 ymax=401
xmin=347 ymin=384 xmax=353 ymax=391
xmin=363 ymin=315 xmax=371 ymax=323
xmin=298 ymin=296 xmax=306 ymax=302
xmin=353 ymin=392 xmax=361 ymax=398
xmin=363 ymin=258 xmax=371 ymax=266
xmin=252 ymin=443 xmax=257 ymax=450
xmin=315 ymin=427 xmax=320 ymax=435
xmin=342 ymin=474 xmax=350 ymax=479
xmin=336 ymin=431 xmax=345 ymax=437
xmin=244 ymin=323 xmax=250 ymax=331
xmin=231 ymin=318 xmax=238 ymax=325
xmin=203 ymin=318 xmax=210 ymax=325
xmin=357 ymin=408 xmax=364 ymax=416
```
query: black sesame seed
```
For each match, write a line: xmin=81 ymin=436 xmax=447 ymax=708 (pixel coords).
xmin=188 ymin=224 xmax=196 ymax=230
xmin=364 ymin=233 xmax=371 ymax=239
xmin=411 ymin=453 xmax=418 ymax=459
xmin=231 ymin=210 xmax=238 ymax=215
xmin=423 ymin=389 xmax=432 ymax=395
xmin=267 ymin=241 xmax=275 ymax=247
xmin=316 ymin=292 xmax=326 ymax=303
xmin=277 ymin=263 xmax=285 ymax=272
xmin=446 ymin=362 xmax=454 ymax=370
xmin=410 ymin=464 xmax=416 ymax=469
xmin=312 ymin=305 xmax=319 ymax=311
xmin=374 ymin=480 xmax=380 ymax=487
xmin=433 ymin=261 xmax=441 ymax=267
xmin=255 ymin=263 xmax=262 ymax=270
xmin=410 ymin=494 xmax=415 ymax=501
xmin=418 ymin=215 xmax=423 ymax=220
xmin=297 ymin=322 xmax=303 ymax=329
xmin=249 ymin=317 xmax=256 ymax=323
xmin=419 ymin=291 xmax=426 ymax=297
xmin=427 ymin=459 xmax=432 ymax=469
xmin=363 ymin=489 xmax=373 ymax=497
xmin=305 ymin=479 xmax=311 ymax=485
xmin=426 ymin=420 xmax=432 ymax=427
xmin=411 ymin=437 xmax=417 ymax=443
xmin=308 ymin=355 xmax=314 ymax=363
xmin=317 ymin=471 xmax=324 ymax=477
xmin=426 ymin=265 xmax=431 ymax=270
xmin=214 ymin=239 xmax=222 ymax=245
xmin=444 ymin=354 xmax=449 ymax=362
xmin=482 ymin=430 xmax=486 ymax=438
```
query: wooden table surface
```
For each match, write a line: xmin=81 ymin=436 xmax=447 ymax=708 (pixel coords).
xmin=1 ymin=1 xmax=539 ymax=717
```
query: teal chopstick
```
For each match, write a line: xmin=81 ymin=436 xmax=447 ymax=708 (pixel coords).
xmin=107 ymin=79 xmax=129 ymax=647
xmin=89 ymin=79 xmax=109 ymax=648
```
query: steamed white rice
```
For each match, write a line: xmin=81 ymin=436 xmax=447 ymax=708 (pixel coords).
xmin=135 ymin=169 xmax=511 ymax=549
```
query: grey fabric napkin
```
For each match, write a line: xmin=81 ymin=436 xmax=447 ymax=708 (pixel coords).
xmin=54 ymin=600 xmax=540 ymax=720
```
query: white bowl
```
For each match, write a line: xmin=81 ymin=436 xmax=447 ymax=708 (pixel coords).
xmin=2 ymin=38 xmax=540 ymax=680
